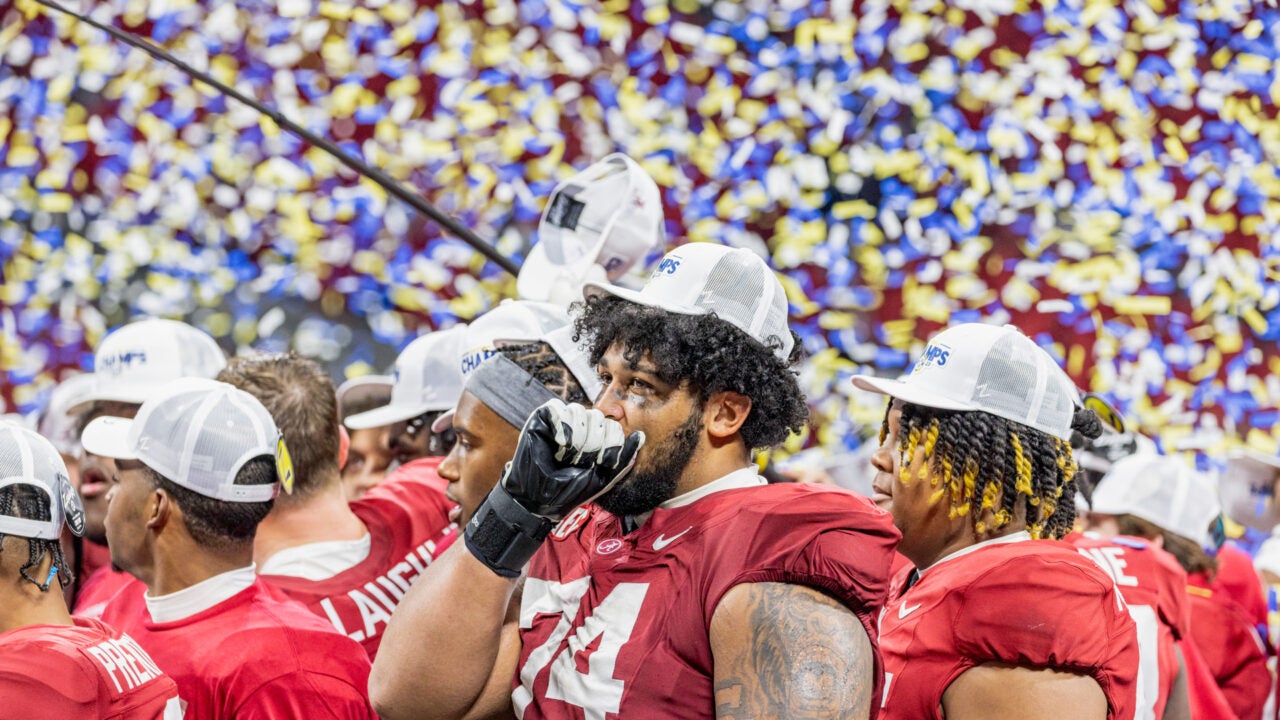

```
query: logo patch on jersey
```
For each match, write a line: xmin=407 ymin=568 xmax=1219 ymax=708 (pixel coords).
xmin=897 ymin=601 xmax=922 ymax=619
xmin=912 ymin=342 xmax=951 ymax=373
xmin=652 ymin=527 xmax=692 ymax=551
xmin=596 ymin=538 xmax=624 ymax=555
xmin=551 ymin=507 xmax=590 ymax=540
xmin=275 ymin=436 xmax=295 ymax=495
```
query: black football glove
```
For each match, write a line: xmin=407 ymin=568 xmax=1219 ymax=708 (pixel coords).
xmin=465 ymin=399 xmax=644 ymax=577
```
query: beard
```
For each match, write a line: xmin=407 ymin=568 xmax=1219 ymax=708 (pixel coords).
xmin=595 ymin=408 xmax=702 ymax=518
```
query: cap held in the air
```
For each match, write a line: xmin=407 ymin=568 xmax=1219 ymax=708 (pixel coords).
xmin=517 ymin=153 xmax=665 ymax=306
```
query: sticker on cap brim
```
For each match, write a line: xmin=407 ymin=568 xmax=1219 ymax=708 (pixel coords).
xmin=58 ymin=474 xmax=85 ymax=537
xmin=275 ymin=436 xmax=295 ymax=495
xmin=1083 ymin=393 xmax=1126 ymax=434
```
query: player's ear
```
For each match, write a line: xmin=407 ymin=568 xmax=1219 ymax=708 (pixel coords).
xmin=338 ymin=425 xmax=350 ymax=469
xmin=705 ymin=391 xmax=751 ymax=440
xmin=146 ymin=486 xmax=171 ymax=532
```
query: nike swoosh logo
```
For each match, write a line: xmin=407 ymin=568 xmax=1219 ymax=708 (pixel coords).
xmin=898 ymin=602 xmax=922 ymax=619
xmin=653 ymin=527 xmax=692 ymax=551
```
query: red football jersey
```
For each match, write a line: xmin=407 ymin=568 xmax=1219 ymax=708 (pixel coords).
xmin=81 ymin=539 xmax=112 ymax=579
xmin=878 ymin=538 xmax=1139 ymax=720
xmin=258 ymin=456 xmax=456 ymax=659
xmin=75 ymin=566 xmax=143 ymax=618
xmin=0 ymin=617 xmax=180 ymax=719
xmin=1068 ymin=533 xmax=1189 ymax=719
xmin=1216 ymin=544 xmax=1270 ymax=639
xmin=515 ymin=481 xmax=900 ymax=720
xmin=97 ymin=578 xmax=375 ymax=720
xmin=1186 ymin=573 xmax=1269 ymax=720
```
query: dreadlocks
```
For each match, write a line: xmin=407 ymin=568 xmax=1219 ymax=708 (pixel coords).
xmin=496 ymin=341 xmax=590 ymax=406
xmin=882 ymin=403 xmax=1102 ymax=540
xmin=0 ymin=484 xmax=73 ymax=591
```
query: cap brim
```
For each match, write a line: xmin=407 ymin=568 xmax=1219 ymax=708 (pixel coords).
xmin=337 ymin=374 xmax=392 ymax=401
xmin=849 ymin=375 xmax=977 ymax=413
xmin=345 ymin=402 xmax=429 ymax=431
xmin=80 ymin=416 xmax=140 ymax=460
xmin=582 ymin=280 xmax=704 ymax=316
xmin=66 ymin=390 xmax=149 ymax=417
xmin=431 ymin=408 xmax=455 ymax=434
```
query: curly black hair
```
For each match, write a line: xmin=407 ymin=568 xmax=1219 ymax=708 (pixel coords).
xmin=0 ymin=484 xmax=73 ymax=591
xmin=884 ymin=403 xmax=1102 ymax=540
xmin=572 ymin=294 xmax=807 ymax=449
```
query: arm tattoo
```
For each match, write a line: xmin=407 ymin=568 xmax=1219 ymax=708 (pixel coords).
xmin=713 ymin=583 xmax=874 ymax=720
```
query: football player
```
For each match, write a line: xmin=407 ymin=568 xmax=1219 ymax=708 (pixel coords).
xmin=855 ymin=322 xmax=1139 ymax=720
xmin=219 ymin=350 xmax=456 ymax=659
xmin=371 ymin=243 xmax=901 ymax=720
xmin=80 ymin=379 xmax=375 ymax=719
xmin=336 ymin=375 xmax=395 ymax=501
xmin=70 ymin=319 xmax=227 ymax=613
xmin=0 ymin=421 xmax=181 ymax=719
xmin=1090 ymin=453 xmax=1268 ymax=720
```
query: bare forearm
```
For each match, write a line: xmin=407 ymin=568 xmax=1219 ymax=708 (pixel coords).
xmin=711 ymin=582 xmax=874 ymax=720
xmin=370 ymin=542 xmax=517 ymax=720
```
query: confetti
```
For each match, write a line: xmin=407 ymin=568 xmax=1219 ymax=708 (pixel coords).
xmin=0 ymin=0 xmax=1277 ymax=461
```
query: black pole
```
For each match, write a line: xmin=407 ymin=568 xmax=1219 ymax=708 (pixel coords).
xmin=32 ymin=0 xmax=522 ymax=277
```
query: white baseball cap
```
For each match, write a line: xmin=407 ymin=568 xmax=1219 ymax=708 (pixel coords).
xmin=583 ymin=242 xmax=795 ymax=363
xmin=431 ymin=301 xmax=575 ymax=433
xmin=80 ymin=378 xmax=283 ymax=503
xmin=0 ymin=421 xmax=85 ymax=540
xmin=37 ymin=373 xmax=96 ymax=457
xmin=851 ymin=323 xmax=1077 ymax=441
xmin=344 ymin=327 xmax=468 ymax=431
xmin=458 ymin=301 xmax=571 ymax=379
xmin=517 ymin=153 xmax=665 ymax=306
xmin=71 ymin=319 xmax=227 ymax=413
xmin=1090 ymin=452 xmax=1222 ymax=545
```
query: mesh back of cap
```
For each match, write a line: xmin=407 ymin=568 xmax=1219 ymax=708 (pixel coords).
xmin=696 ymin=251 xmax=793 ymax=359
xmin=0 ymin=422 xmax=70 ymax=538
xmin=970 ymin=333 xmax=1074 ymax=436
xmin=135 ymin=383 xmax=277 ymax=501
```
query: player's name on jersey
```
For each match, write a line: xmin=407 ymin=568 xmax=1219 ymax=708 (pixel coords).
xmin=85 ymin=634 xmax=166 ymax=695
xmin=1078 ymin=545 xmax=1141 ymax=588
xmin=317 ymin=537 xmax=443 ymax=642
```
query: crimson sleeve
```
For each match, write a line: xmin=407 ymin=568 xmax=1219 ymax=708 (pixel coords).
xmin=0 ymin=656 xmax=97 ymax=719
xmin=707 ymin=487 xmax=900 ymax=617
xmin=950 ymin=553 xmax=1139 ymax=719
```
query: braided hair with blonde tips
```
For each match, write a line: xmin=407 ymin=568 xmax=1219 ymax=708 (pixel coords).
xmin=881 ymin=403 xmax=1103 ymax=540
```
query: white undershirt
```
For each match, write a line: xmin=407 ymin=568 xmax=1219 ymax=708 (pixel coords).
xmin=257 ymin=533 xmax=372 ymax=580
xmin=145 ymin=565 xmax=257 ymax=624
xmin=660 ymin=466 xmax=765 ymax=509
xmin=630 ymin=466 xmax=766 ymax=528
xmin=917 ymin=530 xmax=1032 ymax=578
